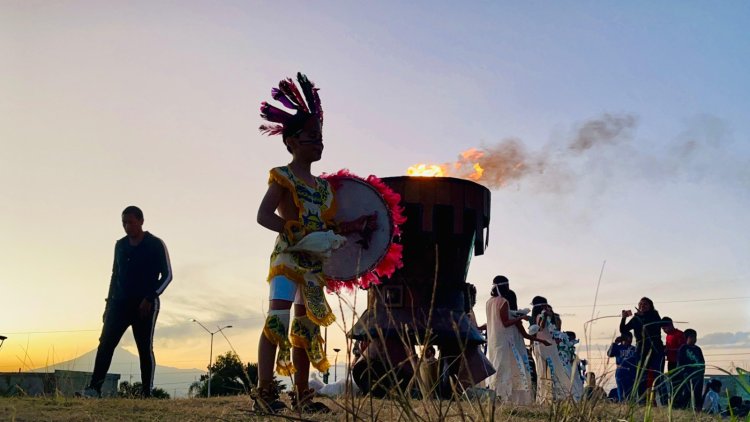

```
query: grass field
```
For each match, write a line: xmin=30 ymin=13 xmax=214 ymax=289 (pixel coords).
xmin=0 ymin=395 xmax=728 ymax=422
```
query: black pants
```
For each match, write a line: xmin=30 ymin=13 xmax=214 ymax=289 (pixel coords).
xmin=89 ymin=297 xmax=159 ymax=395
xmin=637 ymin=348 xmax=664 ymax=399
xmin=674 ymin=377 xmax=704 ymax=410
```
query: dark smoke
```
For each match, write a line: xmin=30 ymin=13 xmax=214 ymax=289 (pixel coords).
xmin=448 ymin=113 xmax=638 ymax=189
xmin=568 ymin=113 xmax=637 ymax=153
xmin=439 ymin=112 xmax=748 ymax=193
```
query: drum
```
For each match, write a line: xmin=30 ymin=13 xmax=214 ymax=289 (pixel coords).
xmin=323 ymin=176 xmax=394 ymax=281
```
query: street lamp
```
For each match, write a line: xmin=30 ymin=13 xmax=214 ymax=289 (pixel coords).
xmin=0 ymin=335 xmax=7 ymax=351
xmin=191 ymin=319 xmax=232 ymax=398
xmin=332 ymin=348 xmax=341 ymax=382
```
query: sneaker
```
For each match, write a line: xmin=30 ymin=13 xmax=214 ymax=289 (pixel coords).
xmin=289 ymin=388 xmax=331 ymax=414
xmin=296 ymin=400 xmax=331 ymax=413
xmin=77 ymin=387 xmax=101 ymax=398
xmin=251 ymin=384 xmax=288 ymax=414
xmin=252 ymin=397 xmax=287 ymax=414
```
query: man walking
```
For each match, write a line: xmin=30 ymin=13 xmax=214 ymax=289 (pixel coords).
xmin=82 ymin=206 xmax=172 ymax=398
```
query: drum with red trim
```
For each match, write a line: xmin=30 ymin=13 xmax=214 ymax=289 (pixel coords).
xmin=323 ymin=176 xmax=394 ymax=281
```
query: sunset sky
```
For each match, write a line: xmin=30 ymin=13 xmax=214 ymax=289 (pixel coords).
xmin=1 ymin=1 xmax=749 ymax=393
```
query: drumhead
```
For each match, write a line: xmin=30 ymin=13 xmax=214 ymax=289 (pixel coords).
xmin=323 ymin=177 xmax=394 ymax=281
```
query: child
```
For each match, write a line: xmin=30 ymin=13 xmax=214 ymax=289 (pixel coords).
xmin=675 ymin=328 xmax=705 ymax=410
xmin=583 ymin=372 xmax=606 ymax=401
xmin=661 ymin=316 xmax=686 ymax=372
xmin=253 ymin=73 xmax=374 ymax=413
xmin=607 ymin=331 xmax=639 ymax=402
xmin=702 ymin=379 xmax=721 ymax=414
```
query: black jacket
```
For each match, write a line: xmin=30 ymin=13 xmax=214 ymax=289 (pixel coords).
xmin=107 ymin=232 xmax=172 ymax=302
xmin=620 ymin=309 xmax=664 ymax=355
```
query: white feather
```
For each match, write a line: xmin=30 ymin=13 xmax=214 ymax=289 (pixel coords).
xmin=286 ymin=230 xmax=347 ymax=259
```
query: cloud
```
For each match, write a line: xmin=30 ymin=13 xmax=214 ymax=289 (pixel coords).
xmin=118 ymin=296 xmax=265 ymax=350
xmin=699 ymin=331 xmax=750 ymax=347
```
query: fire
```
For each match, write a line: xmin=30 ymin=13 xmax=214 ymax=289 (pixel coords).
xmin=460 ymin=148 xmax=483 ymax=161
xmin=468 ymin=163 xmax=484 ymax=180
xmin=406 ymin=148 xmax=485 ymax=181
xmin=406 ymin=164 xmax=446 ymax=177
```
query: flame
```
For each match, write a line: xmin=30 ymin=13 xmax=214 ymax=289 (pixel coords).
xmin=461 ymin=148 xmax=483 ymax=161
xmin=406 ymin=148 xmax=485 ymax=180
xmin=406 ymin=164 xmax=446 ymax=177
xmin=468 ymin=163 xmax=484 ymax=180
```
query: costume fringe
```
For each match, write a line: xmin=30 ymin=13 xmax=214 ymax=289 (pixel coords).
xmin=290 ymin=318 xmax=331 ymax=373
xmin=267 ymin=265 xmax=305 ymax=284
xmin=306 ymin=306 xmax=336 ymax=327
xmin=268 ymin=169 xmax=303 ymax=212
xmin=262 ymin=315 xmax=296 ymax=376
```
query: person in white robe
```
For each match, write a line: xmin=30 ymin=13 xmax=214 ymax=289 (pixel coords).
xmin=486 ymin=276 xmax=548 ymax=405
xmin=530 ymin=296 xmax=578 ymax=402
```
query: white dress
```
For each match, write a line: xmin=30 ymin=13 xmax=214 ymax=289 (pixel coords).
xmin=486 ymin=296 xmax=533 ymax=404
xmin=532 ymin=313 xmax=574 ymax=402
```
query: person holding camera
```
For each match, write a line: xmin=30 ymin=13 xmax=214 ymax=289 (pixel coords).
xmin=619 ymin=297 xmax=664 ymax=400
xmin=607 ymin=331 xmax=639 ymax=402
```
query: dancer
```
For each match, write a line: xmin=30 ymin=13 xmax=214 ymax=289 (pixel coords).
xmin=530 ymin=296 xmax=578 ymax=402
xmin=486 ymin=276 xmax=545 ymax=404
xmin=253 ymin=73 xmax=374 ymax=413
xmin=455 ymin=283 xmax=495 ymax=391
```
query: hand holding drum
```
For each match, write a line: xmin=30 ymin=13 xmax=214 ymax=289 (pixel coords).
xmin=323 ymin=177 xmax=394 ymax=281
xmin=338 ymin=212 xmax=378 ymax=249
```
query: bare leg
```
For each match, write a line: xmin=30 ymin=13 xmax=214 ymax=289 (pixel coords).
xmin=292 ymin=303 xmax=310 ymax=392
xmin=258 ymin=299 xmax=293 ymax=384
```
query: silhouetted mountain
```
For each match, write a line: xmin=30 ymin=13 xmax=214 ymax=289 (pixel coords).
xmin=30 ymin=346 xmax=203 ymax=397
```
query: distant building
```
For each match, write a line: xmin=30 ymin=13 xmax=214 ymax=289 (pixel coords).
xmin=0 ymin=370 xmax=119 ymax=397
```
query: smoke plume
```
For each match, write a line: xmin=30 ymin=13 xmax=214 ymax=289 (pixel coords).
xmin=444 ymin=113 xmax=637 ymax=189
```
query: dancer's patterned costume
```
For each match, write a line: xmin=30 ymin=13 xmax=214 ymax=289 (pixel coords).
xmin=262 ymin=165 xmax=337 ymax=376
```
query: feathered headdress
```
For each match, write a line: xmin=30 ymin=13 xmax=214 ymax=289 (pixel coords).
xmin=259 ymin=72 xmax=323 ymax=137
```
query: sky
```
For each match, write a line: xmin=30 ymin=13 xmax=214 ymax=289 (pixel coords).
xmin=1 ymin=1 xmax=749 ymax=393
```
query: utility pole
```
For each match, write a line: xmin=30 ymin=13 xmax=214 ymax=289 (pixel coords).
xmin=192 ymin=319 xmax=232 ymax=398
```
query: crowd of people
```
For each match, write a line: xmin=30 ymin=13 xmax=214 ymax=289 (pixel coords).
xmin=607 ymin=296 xmax=743 ymax=414
xmin=476 ymin=276 xmax=748 ymax=415
xmin=482 ymin=275 xmax=586 ymax=405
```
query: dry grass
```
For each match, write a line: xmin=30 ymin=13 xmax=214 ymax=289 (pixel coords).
xmin=0 ymin=395 xmax=726 ymax=422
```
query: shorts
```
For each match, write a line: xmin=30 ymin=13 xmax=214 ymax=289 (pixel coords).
xmin=269 ymin=275 xmax=303 ymax=305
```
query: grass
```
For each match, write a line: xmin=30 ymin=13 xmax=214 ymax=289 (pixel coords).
xmin=0 ymin=395 xmax=732 ymax=421
xmin=6 ymin=248 xmax=744 ymax=422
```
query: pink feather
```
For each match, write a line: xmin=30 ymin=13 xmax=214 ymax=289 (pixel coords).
xmin=271 ymin=87 xmax=298 ymax=110
xmin=259 ymin=124 xmax=284 ymax=136
xmin=260 ymin=101 xmax=294 ymax=124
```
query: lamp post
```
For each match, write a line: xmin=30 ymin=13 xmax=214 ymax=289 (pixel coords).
xmin=192 ymin=319 xmax=232 ymax=398
xmin=0 ymin=335 xmax=6 ymax=351
xmin=333 ymin=348 xmax=341 ymax=382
